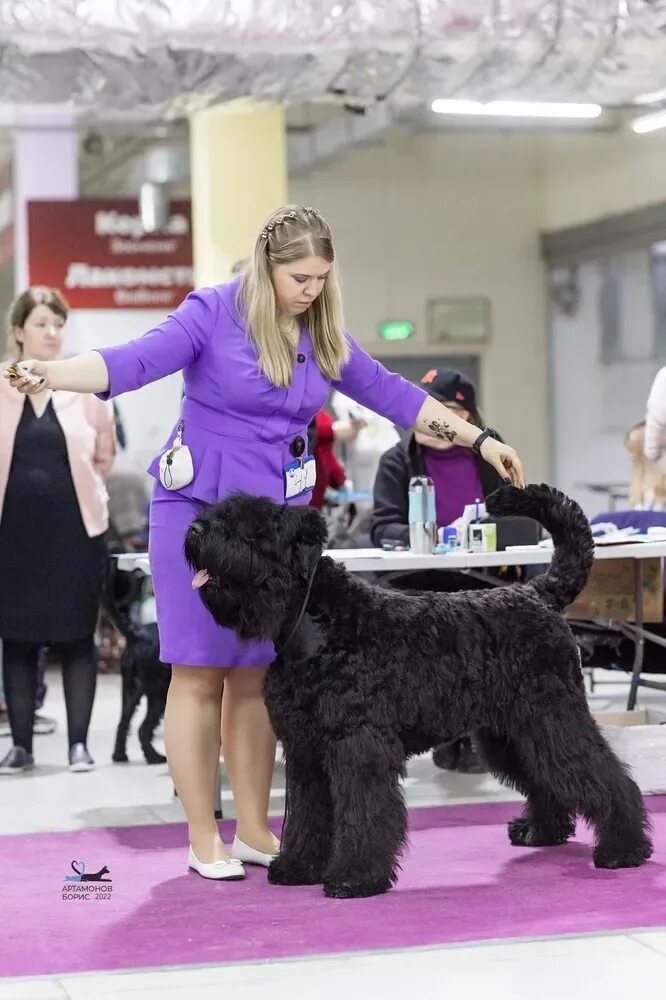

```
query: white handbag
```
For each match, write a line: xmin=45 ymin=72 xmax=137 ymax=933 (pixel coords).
xmin=158 ymin=422 xmax=194 ymax=491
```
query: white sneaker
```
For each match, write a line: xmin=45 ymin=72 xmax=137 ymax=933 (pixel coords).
xmin=187 ymin=846 xmax=245 ymax=881
xmin=232 ymin=835 xmax=279 ymax=868
xmin=33 ymin=713 xmax=57 ymax=736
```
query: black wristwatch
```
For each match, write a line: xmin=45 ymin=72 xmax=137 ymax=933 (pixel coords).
xmin=472 ymin=427 xmax=499 ymax=456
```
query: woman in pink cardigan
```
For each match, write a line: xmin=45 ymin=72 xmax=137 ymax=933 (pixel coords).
xmin=0 ymin=288 xmax=116 ymax=775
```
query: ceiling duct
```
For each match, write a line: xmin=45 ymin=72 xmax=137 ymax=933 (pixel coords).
xmin=0 ymin=2 xmax=666 ymax=118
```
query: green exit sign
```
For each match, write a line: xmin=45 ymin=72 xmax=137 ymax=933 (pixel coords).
xmin=378 ymin=320 xmax=415 ymax=341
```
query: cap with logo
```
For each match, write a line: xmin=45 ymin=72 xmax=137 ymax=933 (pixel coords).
xmin=420 ymin=368 xmax=477 ymax=411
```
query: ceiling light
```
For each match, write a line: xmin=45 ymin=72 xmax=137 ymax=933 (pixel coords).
xmin=430 ymin=99 xmax=602 ymax=120
xmin=631 ymin=109 xmax=666 ymax=134
xmin=634 ymin=87 xmax=666 ymax=106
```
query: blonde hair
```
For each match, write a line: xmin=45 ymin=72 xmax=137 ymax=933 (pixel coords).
xmin=6 ymin=286 xmax=68 ymax=359
xmin=625 ymin=421 xmax=666 ymax=508
xmin=238 ymin=205 xmax=349 ymax=388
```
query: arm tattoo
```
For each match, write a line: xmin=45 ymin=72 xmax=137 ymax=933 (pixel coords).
xmin=427 ymin=419 xmax=457 ymax=443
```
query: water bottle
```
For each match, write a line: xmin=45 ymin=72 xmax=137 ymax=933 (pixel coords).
xmin=408 ymin=476 xmax=437 ymax=554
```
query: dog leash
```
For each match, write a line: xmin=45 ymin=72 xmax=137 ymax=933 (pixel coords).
xmin=275 ymin=556 xmax=321 ymax=657
xmin=275 ymin=554 xmax=321 ymax=848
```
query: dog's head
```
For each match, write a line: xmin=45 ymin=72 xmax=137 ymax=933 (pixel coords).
xmin=184 ymin=493 xmax=328 ymax=642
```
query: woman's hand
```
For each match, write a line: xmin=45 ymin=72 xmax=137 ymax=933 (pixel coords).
xmin=480 ymin=437 xmax=525 ymax=488
xmin=332 ymin=417 xmax=365 ymax=444
xmin=3 ymin=359 xmax=49 ymax=394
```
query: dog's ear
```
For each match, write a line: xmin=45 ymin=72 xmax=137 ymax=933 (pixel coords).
xmin=283 ymin=505 xmax=328 ymax=577
xmin=294 ymin=505 xmax=328 ymax=550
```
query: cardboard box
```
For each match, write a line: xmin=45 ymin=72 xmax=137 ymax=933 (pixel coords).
xmin=567 ymin=557 xmax=663 ymax=623
xmin=594 ymin=709 xmax=666 ymax=794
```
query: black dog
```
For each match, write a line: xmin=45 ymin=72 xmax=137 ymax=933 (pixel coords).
xmin=185 ymin=485 xmax=653 ymax=898
xmin=103 ymin=560 xmax=170 ymax=766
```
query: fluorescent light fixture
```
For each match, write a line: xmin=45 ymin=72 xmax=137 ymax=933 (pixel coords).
xmin=634 ymin=87 xmax=666 ymax=106
xmin=430 ymin=99 xmax=602 ymax=120
xmin=631 ymin=109 xmax=666 ymax=134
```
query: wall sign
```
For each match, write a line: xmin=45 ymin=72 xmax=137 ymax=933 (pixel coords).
xmin=378 ymin=320 xmax=414 ymax=341
xmin=426 ymin=297 xmax=491 ymax=345
xmin=27 ymin=198 xmax=193 ymax=309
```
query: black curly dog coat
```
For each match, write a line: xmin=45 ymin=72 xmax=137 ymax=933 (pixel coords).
xmin=185 ymin=485 xmax=653 ymax=898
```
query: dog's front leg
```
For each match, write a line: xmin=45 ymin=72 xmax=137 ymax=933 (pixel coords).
xmin=322 ymin=730 xmax=407 ymax=899
xmin=268 ymin=749 xmax=332 ymax=887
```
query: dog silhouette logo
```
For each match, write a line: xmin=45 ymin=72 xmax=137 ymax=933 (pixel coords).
xmin=64 ymin=860 xmax=112 ymax=882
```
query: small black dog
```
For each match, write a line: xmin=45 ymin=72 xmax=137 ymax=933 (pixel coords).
xmin=103 ymin=561 xmax=170 ymax=766
xmin=185 ymin=485 xmax=653 ymax=898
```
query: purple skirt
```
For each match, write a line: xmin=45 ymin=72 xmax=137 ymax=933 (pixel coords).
xmin=149 ymin=485 xmax=277 ymax=668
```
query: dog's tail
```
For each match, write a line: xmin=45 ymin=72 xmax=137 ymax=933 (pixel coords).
xmin=485 ymin=484 xmax=594 ymax=612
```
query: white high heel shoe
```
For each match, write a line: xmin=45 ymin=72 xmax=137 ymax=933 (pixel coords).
xmin=188 ymin=846 xmax=246 ymax=881
xmin=232 ymin=835 xmax=279 ymax=868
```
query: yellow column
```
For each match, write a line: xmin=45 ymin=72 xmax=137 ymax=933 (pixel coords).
xmin=189 ymin=102 xmax=287 ymax=286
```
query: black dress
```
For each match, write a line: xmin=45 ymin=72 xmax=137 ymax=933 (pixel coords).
xmin=0 ymin=397 xmax=105 ymax=643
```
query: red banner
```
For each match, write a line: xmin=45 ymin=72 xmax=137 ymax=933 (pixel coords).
xmin=27 ymin=199 xmax=194 ymax=309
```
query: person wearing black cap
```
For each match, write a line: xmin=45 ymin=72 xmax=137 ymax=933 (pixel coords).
xmin=371 ymin=367 xmax=505 ymax=774
xmin=372 ymin=367 xmax=503 ymax=549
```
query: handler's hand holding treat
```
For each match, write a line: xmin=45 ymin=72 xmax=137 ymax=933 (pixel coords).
xmin=3 ymin=359 xmax=48 ymax=393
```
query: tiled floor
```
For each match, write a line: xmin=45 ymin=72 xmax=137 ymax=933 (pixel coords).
xmin=2 ymin=668 xmax=665 ymax=999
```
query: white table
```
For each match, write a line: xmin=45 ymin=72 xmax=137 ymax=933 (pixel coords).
xmin=116 ymin=540 xmax=666 ymax=576
xmin=323 ymin=541 xmax=666 ymax=572
xmin=116 ymin=540 xmax=666 ymax=711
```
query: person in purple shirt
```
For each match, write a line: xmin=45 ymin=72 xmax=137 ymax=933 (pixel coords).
xmin=6 ymin=205 xmax=524 ymax=883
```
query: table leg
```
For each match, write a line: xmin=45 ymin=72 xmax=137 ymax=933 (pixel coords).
xmin=627 ymin=560 xmax=645 ymax=711
xmin=215 ymin=761 xmax=223 ymax=820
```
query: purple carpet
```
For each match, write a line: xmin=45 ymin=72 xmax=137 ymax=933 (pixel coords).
xmin=3 ymin=799 xmax=666 ymax=978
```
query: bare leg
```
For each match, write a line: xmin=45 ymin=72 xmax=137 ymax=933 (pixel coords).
xmin=222 ymin=666 xmax=279 ymax=855
xmin=165 ymin=665 xmax=229 ymax=863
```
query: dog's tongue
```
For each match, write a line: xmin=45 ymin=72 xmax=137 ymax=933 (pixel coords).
xmin=191 ymin=569 xmax=210 ymax=589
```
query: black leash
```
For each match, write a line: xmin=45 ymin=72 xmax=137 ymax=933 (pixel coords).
xmin=275 ymin=555 xmax=321 ymax=847
xmin=275 ymin=556 xmax=321 ymax=657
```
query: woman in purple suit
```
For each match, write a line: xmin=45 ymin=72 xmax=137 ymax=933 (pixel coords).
xmin=6 ymin=205 xmax=524 ymax=882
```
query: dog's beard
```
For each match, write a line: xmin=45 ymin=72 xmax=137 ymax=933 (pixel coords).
xmin=184 ymin=495 xmax=328 ymax=644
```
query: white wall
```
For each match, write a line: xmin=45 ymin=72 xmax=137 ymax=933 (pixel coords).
xmin=540 ymin=131 xmax=666 ymax=511
xmin=65 ymin=309 xmax=182 ymax=479
xmin=549 ymin=250 xmax=657 ymax=515
xmin=541 ymin=130 xmax=666 ymax=230
xmin=291 ymin=128 xmax=549 ymax=481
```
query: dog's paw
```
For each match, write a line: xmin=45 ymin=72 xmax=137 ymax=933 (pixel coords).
xmin=142 ymin=747 xmax=167 ymax=765
xmin=323 ymin=877 xmax=392 ymax=899
xmin=267 ymin=855 xmax=322 ymax=886
xmin=111 ymin=750 xmax=129 ymax=764
xmin=594 ymin=840 xmax=653 ymax=870
xmin=508 ymin=816 xmax=573 ymax=848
